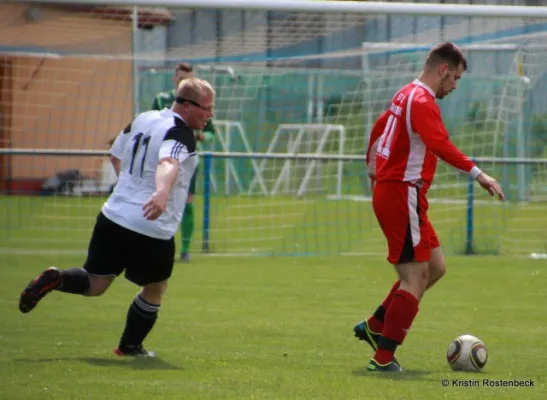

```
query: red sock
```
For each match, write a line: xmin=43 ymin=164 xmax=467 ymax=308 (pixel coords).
xmin=367 ymin=280 xmax=400 ymax=333
xmin=374 ymin=290 xmax=419 ymax=364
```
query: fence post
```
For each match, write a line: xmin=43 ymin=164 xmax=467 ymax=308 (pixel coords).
xmin=202 ymin=152 xmax=212 ymax=253
xmin=465 ymin=174 xmax=475 ymax=255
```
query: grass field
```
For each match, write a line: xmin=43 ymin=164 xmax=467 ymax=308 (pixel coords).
xmin=1 ymin=253 xmax=546 ymax=400
xmin=1 ymin=191 xmax=546 ymax=399
xmin=1 ymin=192 xmax=547 ymax=257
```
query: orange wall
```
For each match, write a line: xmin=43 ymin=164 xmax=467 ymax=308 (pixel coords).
xmin=1 ymin=4 xmax=134 ymax=180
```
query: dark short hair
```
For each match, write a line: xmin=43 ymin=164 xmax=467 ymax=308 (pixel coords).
xmin=426 ymin=42 xmax=467 ymax=71
xmin=175 ymin=62 xmax=193 ymax=74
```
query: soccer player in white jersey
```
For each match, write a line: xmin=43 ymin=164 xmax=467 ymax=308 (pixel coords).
xmin=18 ymin=78 xmax=215 ymax=357
xmin=352 ymin=42 xmax=504 ymax=372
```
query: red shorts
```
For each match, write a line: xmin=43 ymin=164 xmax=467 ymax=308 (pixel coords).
xmin=373 ymin=181 xmax=440 ymax=265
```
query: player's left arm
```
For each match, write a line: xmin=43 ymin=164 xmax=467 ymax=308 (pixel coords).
xmin=411 ymin=100 xmax=481 ymax=177
xmin=110 ymin=157 xmax=121 ymax=176
xmin=412 ymin=100 xmax=504 ymax=200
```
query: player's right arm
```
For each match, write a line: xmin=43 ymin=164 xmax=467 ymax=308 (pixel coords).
xmin=143 ymin=158 xmax=179 ymax=220
xmin=411 ymin=100 xmax=504 ymax=200
xmin=143 ymin=125 xmax=195 ymax=220
xmin=366 ymin=110 xmax=389 ymax=187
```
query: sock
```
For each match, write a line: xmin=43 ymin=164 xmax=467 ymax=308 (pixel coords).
xmin=180 ymin=203 xmax=194 ymax=253
xmin=57 ymin=268 xmax=91 ymax=295
xmin=367 ymin=280 xmax=400 ymax=333
xmin=118 ymin=294 xmax=160 ymax=350
xmin=374 ymin=290 xmax=419 ymax=364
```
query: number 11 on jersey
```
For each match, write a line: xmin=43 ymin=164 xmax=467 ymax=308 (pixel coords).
xmin=129 ymin=133 xmax=151 ymax=177
xmin=376 ymin=114 xmax=398 ymax=159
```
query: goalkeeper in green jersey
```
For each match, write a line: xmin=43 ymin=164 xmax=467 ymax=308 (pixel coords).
xmin=151 ymin=62 xmax=216 ymax=262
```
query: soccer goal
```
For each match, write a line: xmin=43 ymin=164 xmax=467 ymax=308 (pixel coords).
xmin=248 ymin=124 xmax=345 ymax=197
xmin=4 ymin=0 xmax=547 ymax=256
xmin=208 ymin=120 xmax=268 ymax=196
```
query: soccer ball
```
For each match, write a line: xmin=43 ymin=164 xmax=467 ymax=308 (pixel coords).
xmin=446 ymin=334 xmax=488 ymax=372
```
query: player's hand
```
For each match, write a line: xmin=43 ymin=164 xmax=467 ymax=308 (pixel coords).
xmin=476 ymin=172 xmax=505 ymax=201
xmin=143 ymin=191 xmax=169 ymax=220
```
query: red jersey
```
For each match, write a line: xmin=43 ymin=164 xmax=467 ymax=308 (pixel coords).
xmin=366 ymin=79 xmax=481 ymax=189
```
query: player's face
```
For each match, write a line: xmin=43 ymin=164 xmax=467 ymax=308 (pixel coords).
xmin=184 ymin=93 xmax=215 ymax=130
xmin=437 ymin=63 xmax=464 ymax=99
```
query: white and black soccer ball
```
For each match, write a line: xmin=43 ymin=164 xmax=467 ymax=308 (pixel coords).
xmin=447 ymin=334 xmax=488 ymax=372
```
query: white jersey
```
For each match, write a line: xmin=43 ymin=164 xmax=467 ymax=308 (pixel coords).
xmin=102 ymin=109 xmax=198 ymax=240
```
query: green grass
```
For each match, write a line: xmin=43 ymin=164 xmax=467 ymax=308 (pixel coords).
xmin=1 ymin=254 xmax=546 ymax=399
xmin=1 ymin=193 xmax=546 ymax=256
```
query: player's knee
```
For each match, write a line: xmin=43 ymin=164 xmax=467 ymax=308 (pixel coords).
xmin=397 ymin=262 xmax=429 ymax=298
xmin=140 ymin=280 xmax=168 ymax=304
xmin=87 ymin=275 xmax=114 ymax=297
xmin=415 ymin=265 xmax=429 ymax=292
xmin=429 ymin=256 xmax=446 ymax=282
xmin=433 ymin=260 xmax=446 ymax=280
xmin=411 ymin=263 xmax=429 ymax=283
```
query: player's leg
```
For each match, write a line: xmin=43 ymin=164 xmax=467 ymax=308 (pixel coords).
xmin=116 ymin=279 xmax=168 ymax=357
xmin=359 ymin=248 xmax=440 ymax=335
xmin=426 ymin=227 xmax=445 ymax=290
xmin=180 ymin=167 xmax=198 ymax=261
xmin=19 ymin=212 xmax=122 ymax=313
xmin=372 ymin=186 xmax=436 ymax=371
xmin=354 ymin=182 xmax=406 ymax=351
xmin=116 ymin=234 xmax=175 ymax=357
xmin=366 ymin=184 xmax=431 ymax=372
xmin=368 ymin=261 xmax=426 ymax=372
xmin=353 ymin=280 xmax=400 ymax=349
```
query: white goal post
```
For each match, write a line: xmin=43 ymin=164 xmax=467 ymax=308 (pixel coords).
xmin=248 ymin=124 xmax=346 ymax=197
xmin=211 ymin=120 xmax=268 ymax=196
xmin=24 ymin=0 xmax=547 ymax=18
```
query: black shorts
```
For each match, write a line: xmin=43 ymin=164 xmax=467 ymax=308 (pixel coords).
xmin=83 ymin=212 xmax=175 ymax=286
xmin=189 ymin=165 xmax=198 ymax=195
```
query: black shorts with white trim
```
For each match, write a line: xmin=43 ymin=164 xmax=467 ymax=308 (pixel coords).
xmin=83 ymin=212 xmax=174 ymax=286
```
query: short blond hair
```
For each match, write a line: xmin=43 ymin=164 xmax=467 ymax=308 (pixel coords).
xmin=176 ymin=77 xmax=215 ymax=103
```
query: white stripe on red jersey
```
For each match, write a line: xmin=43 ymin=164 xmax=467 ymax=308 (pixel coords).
xmin=366 ymin=79 xmax=481 ymax=188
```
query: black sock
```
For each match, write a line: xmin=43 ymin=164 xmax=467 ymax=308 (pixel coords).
xmin=373 ymin=305 xmax=387 ymax=324
xmin=57 ymin=268 xmax=91 ymax=295
xmin=118 ymin=295 xmax=160 ymax=350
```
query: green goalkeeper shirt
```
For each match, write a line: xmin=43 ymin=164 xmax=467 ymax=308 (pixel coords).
xmin=151 ymin=89 xmax=216 ymax=144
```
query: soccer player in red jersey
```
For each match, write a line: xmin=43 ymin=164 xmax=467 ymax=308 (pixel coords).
xmin=354 ymin=42 xmax=505 ymax=372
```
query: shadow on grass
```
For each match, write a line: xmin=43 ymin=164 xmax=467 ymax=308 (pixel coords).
xmin=16 ymin=356 xmax=181 ymax=370
xmin=352 ymin=368 xmax=435 ymax=381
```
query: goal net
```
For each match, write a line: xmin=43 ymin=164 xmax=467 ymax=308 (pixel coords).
xmin=2 ymin=1 xmax=547 ymax=256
